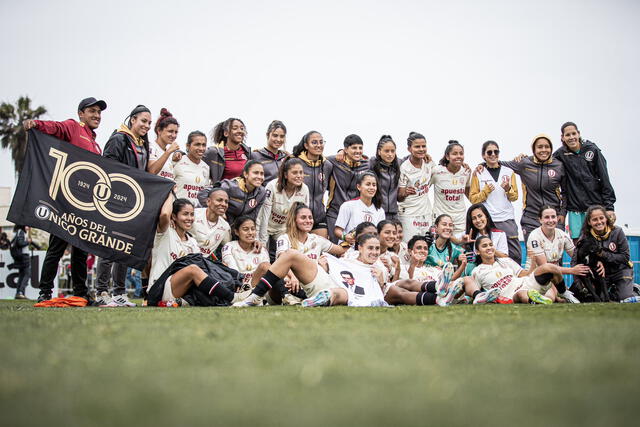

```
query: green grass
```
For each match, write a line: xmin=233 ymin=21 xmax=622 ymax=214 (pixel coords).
xmin=1 ymin=301 xmax=639 ymax=427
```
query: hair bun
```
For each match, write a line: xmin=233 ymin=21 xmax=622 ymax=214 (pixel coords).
xmin=159 ymin=108 xmax=173 ymax=118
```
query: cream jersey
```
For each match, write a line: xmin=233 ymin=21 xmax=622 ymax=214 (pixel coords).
xmin=173 ymin=156 xmax=211 ymax=205
xmin=276 ymin=233 xmax=333 ymax=261
xmin=148 ymin=141 xmax=175 ymax=181
xmin=221 ymin=241 xmax=270 ymax=290
xmin=526 ymin=227 xmax=574 ymax=267
xmin=192 ymin=208 xmax=231 ymax=258
xmin=256 ymin=180 xmax=310 ymax=243
xmin=430 ymin=165 xmax=471 ymax=233
xmin=335 ymin=199 xmax=386 ymax=238
xmin=472 ymin=258 xmax=523 ymax=292
xmin=400 ymin=264 xmax=443 ymax=281
xmin=398 ymin=159 xmax=435 ymax=216
xmin=396 ymin=241 xmax=411 ymax=266
xmin=149 ymin=226 xmax=200 ymax=287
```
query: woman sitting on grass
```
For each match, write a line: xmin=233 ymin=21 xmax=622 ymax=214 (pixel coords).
xmin=425 ymin=214 xmax=467 ymax=282
xmin=274 ymin=202 xmax=345 ymax=304
xmin=221 ymin=216 xmax=271 ymax=293
xmin=147 ymin=197 xmax=237 ymax=306
xmin=376 ymin=220 xmax=402 ymax=283
xmin=343 ymin=221 xmax=378 ymax=260
xmin=463 ymin=236 xmax=586 ymax=304
xmin=525 ymin=205 xmax=584 ymax=303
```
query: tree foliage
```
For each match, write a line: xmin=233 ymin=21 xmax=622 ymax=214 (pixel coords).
xmin=0 ymin=96 xmax=47 ymax=175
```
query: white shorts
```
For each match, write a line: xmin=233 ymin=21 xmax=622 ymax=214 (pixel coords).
xmin=398 ymin=214 xmax=431 ymax=242
xmin=499 ymin=274 xmax=543 ymax=299
xmin=303 ymin=266 xmax=338 ymax=298
xmin=162 ymin=276 xmax=175 ymax=301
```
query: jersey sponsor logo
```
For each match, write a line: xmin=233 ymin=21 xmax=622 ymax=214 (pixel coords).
xmin=609 ymin=242 xmax=617 ymax=251
xmin=277 ymin=239 xmax=284 ymax=247
xmin=585 ymin=151 xmax=594 ymax=161
xmin=547 ymin=169 xmax=556 ymax=178
xmin=531 ymin=240 xmax=539 ymax=249
xmin=265 ymin=189 xmax=271 ymax=198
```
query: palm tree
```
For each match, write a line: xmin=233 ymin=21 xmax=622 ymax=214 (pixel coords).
xmin=0 ymin=96 xmax=47 ymax=175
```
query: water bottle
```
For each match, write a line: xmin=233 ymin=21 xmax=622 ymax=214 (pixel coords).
xmin=621 ymin=296 xmax=640 ymax=303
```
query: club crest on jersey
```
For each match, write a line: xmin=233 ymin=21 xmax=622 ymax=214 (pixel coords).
xmin=495 ymin=271 xmax=503 ymax=278
xmin=609 ymin=242 xmax=617 ymax=251
xmin=253 ymin=258 xmax=259 ymax=264
xmin=547 ymin=169 xmax=556 ymax=178
xmin=452 ymin=178 xmax=458 ymax=185
xmin=364 ymin=214 xmax=372 ymax=222
xmin=249 ymin=199 xmax=257 ymax=208
xmin=204 ymin=240 xmax=210 ymax=246
xmin=195 ymin=176 xmax=201 ymax=183
xmin=318 ymin=172 xmax=324 ymax=182
xmin=585 ymin=151 xmax=594 ymax=161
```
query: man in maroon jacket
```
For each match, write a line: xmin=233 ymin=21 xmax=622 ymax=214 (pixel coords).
xmin=23 ymin=97 xmax=106 ymax=302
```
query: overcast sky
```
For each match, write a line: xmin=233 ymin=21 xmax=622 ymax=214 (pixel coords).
xmin=2 ymin=0 xmax=639 ymax=231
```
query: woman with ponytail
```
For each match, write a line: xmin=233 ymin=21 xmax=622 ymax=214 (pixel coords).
xmin=147 ymin=108 xmax=181 ymax=180
xmin=251 ymin=120 xmax=289 ymax=184
xmin=291 ymin=130 xmax=330 ymax=238
xmin=369 ymin=135 xmax=401 ymax=220
xmin=97 ymin=105 xmax=153 ymax=307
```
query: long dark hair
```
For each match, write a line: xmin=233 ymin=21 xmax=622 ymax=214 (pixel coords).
xmin=276 ymin=156 xmax=304 ymax=192
xmin=292 ymin=130 xmax=321 ymax=157
xmin=434 ymin=214 xmax=454 ymax=261
xmin=580 ymin=205 xmax=614 ymax=239
xmin=231 ymin=215 xmax=256 ymax=241
xmin=439 ymin=140 xmax=464 ymax=167
xmin=466 ymin=203 xmax=498 ymax=240
xmin=474 ymin=235 xmax=493 ymax=264
xmin=123 ymin=104 xmax=151 ymax=154
xmin=357 ymin=172 xmax=382 ymax=210
xmin=371 ymin=135 xmax=400 ymax=187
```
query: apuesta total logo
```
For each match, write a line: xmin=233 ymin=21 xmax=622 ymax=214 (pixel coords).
xmin=47 ymin=147 xmax=145 ymax=222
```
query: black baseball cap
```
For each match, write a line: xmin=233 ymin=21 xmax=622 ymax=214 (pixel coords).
xmin=78 ymin=97 xmax=107 ymax=111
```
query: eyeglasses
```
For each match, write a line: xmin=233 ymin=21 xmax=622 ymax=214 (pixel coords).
xmin=308 ymin=140 xmax=325 ymax=146
xmin=485 ymin=150 xmax=500 ymax=156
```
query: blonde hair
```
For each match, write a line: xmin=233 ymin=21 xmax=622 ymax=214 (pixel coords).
xmin=285 ymin=202 xmax=310 ymax=251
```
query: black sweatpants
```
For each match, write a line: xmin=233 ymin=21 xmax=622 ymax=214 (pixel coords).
xmin=39 ymin=235 xmax=88 ymax=296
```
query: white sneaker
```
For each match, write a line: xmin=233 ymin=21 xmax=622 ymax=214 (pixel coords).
xmin=106 ymin=294 xmax=136 ymax=307
xmin=560 ymin=290 xmax=580 ymax=304
xmin=473 ymin=288 xmax=501 ymax=305
xmin=232 ymin=293 xmax=263 ymax=307
xmin=96 ymin=291 xmax=112 ymax=306
xmin=282 ymin=294 xmax=303 ymax=306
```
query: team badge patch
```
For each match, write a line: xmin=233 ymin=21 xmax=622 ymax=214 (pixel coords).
xmin=249 ymin=199 xmax=257 ymax=208
xmin=364 ymin=214 xmax=372 ymax=222
xmin=609 ymin=242 xmax=617 ymax=251
xmin=585 ymin=151 xmax=594 ymax=161
xmin=547 ymin=169 xmax=556 ymax=178
xmin=195 ymin=176 xmax=201 ymax=183
xmin=318 ymin=172 xmax=324 ymax=181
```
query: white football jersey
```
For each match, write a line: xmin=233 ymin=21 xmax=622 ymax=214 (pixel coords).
xmin=221 ymin=241 xmax=270 ymax=290
xmin=256 ymin=180 xmax=310 ymax=243
xmin=149 ymin=226 xmax=200 ymax=287
xmin=398 ymin=159 xmax=435 ymax=216
xmin=192 ymin=208 xmax=231 ymax=258
xmin=148 ymin=141 xmax=175 ymax=181
xmin=335 ymin=199 xmax=386 ymax=238
xmin=173 ymin=156 xmax=210 ymax=205
xmin=526 ymin=227 xmax=574 ymax=267
xmin=430 ymin=165 xmax=471 ymax=233
xmin=471 ymin=258 xmax=522 ymax=291
xmin=276 ymin=233 xmax=333 ymax=261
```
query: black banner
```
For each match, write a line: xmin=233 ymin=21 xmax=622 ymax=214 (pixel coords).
xmin=8 ymin=130 xmax=174 ymax=269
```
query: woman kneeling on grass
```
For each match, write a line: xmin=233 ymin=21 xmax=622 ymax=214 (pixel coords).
xmin=463 ymin=236 xmax=585 ymax=304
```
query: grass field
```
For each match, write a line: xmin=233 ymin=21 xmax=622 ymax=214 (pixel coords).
xmin=1 ymin=301 xmax=639 ymax=427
